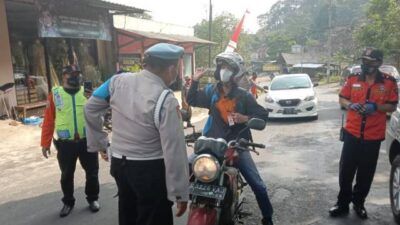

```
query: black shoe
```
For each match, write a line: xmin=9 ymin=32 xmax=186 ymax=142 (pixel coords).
xmin=89 ymin=201 xmax=100 ymax=212
xmin=329 ymin=204 xmax=349 ymax=217
xmin=262 ymin=217 xmax=273 ymax=225
xmin=59 ymin=204 xmax=73 ymax=217
xmin=353 ymin=205 xmax=368 ymax=219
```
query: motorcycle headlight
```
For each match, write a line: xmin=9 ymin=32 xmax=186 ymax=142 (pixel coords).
xmin=192 ymin=154 xmax=220 ymax=183
xmin=304 ymin=96 xmax=315 ymax=101
xmin=265 ymin=96 xmax=274 ymax=103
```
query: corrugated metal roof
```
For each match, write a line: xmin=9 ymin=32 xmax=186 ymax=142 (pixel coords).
xmin=281 ymin=53 xmax=326 ymax=65
xmin=83 ymin=0 xmax=148 ymax=14
xmin=117 ymin=28 xmax=215 ymax=45
xmin=293 ymin=63 xmax=325 ymax=68
xmin=8 ymin=0 xmax=148 ymax=14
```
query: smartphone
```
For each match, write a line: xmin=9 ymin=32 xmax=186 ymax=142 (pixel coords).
xmin=83 ymin=81 xmax=93 ymax=92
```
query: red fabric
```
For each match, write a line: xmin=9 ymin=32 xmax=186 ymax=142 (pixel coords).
xmin=187 ymin=207 xmax=217 ymax=225
xmin=230 ymin=13 xmax=246 ymax=43
xmin=250 ymin=77 xmax=258 ymax=98
xmin=339 ymin=73 xmax=399 ymax=140
xmin=41 ymin=93 xmax=55 ymax=148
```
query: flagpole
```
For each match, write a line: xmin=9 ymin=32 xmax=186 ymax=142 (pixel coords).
xmin=208 ymin=0 xmax=212 ymax=68
xmin=225 ymin=10 xmax=249 ymax=53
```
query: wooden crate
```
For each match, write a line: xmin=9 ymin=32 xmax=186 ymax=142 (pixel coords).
xmin=15 ymin=87 xmax=39 ymax=104
xmin=16 ymin=87 xmax=28 ymax=105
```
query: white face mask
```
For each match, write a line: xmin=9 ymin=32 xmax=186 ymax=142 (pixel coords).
xmin=220 ymin=69 xmax=233 ymax=83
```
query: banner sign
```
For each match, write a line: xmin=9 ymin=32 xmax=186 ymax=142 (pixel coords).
xmin=36 ymin=0 xmax=112 ymax=41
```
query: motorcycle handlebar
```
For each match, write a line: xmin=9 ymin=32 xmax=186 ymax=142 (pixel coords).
xmin=238 ymin=138 xmax=265 ymax=149
xmin=247 ymin=142 xmax=265 ymax=149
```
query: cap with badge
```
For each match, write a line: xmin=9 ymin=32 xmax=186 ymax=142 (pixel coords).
xmin=360 ymin=48 xmax=383 ymax=62
xmin=144 ymin=43 xmax=184 ymax=60
xmin=62 ymin=64 xmax=81 ymax=74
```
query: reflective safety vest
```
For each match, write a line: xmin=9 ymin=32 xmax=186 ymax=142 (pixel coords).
xmin=52 ymin=86 xmax=86 ymax=140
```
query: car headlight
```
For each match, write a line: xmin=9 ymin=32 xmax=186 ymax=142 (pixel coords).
xmin=304 ymin=96 xmax=315 ymax=101
xmin=265 ymin=96 xmax=274 ymax=103
xmin=192 ymin=154 xmax=220 ymax=183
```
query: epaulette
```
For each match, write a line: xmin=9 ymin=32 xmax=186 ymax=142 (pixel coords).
xmin=381 ymin=72 xmax=397 ymax=83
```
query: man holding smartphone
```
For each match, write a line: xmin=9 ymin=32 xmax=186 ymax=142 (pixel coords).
xmin=41 ymin=65 xmax=100 ymax=217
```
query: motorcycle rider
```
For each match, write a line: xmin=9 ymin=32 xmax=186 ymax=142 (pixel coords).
xmin=187 ymin=51 xmax=274 ymax=225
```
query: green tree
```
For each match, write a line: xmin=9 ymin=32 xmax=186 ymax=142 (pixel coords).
xmin=256 ymin=0 xmax=368 ymax=61
xmin=194 ymin=12 xmax=255 ymax=68
xmin=356 ymin=0 xmax=400 ymax=58
xmin=257 ymin=31 xmax=296 ymax=59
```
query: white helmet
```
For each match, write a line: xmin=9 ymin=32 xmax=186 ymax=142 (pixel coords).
xmin=214 ymin=52 xmax=245 ymax=80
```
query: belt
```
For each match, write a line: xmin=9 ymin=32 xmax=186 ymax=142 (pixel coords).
xmin=112 ymin=152 xmax=136 ymax=161
xmin=111 ymin=152 xmax=164 ymax=161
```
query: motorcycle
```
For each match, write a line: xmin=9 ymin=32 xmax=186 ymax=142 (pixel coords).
xmin=185 ymin=118 xmax=266 ymax=225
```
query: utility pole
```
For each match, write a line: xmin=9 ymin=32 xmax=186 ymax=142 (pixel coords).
xmin=327 ymin=0 xmax=332 ymax=83
xmin=208 ymin=0 xmax=212 ymax=69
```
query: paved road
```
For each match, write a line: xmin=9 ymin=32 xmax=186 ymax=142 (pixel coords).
xmin=0 ymin=84 xmax=396 ymax=225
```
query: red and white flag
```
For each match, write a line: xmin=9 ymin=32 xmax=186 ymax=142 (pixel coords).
xmin=225 ymin=10 xmax=250 ymax=53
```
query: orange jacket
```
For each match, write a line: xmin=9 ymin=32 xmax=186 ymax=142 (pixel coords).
xmin=41 ymin=93 xmax=55 ymax=148
xmin=339 ymin=73 xmax=398 ymax=140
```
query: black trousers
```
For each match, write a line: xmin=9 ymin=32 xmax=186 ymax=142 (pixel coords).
xmin=110 ymin=157 xmax=173 ymax=225
xmin=337 ymin=132 xmax=381 ymax=206
xmin=55 ymin=139 xmax=99 ymax=206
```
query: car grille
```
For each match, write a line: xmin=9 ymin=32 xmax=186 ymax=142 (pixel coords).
xmin=278 ymin=99 xmax=301 ymax=107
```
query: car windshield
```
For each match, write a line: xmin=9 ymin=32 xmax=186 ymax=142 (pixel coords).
xmin=270 ymin=76 xmax=311 ymax=90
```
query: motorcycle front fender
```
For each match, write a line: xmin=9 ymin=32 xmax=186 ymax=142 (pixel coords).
xmin=187 ymin=206 xmax=217 ymax=225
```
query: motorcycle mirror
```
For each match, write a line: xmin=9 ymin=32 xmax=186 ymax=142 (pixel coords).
xmin=246 ymin=118 xmax=266 ymax=130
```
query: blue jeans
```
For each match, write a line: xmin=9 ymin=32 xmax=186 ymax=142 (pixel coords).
xmin=189 ymin=151 xmax=273 ymax=219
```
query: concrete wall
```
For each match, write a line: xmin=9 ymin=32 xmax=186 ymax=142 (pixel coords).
xmin=0 ymin=0 xmax=16 ymax=115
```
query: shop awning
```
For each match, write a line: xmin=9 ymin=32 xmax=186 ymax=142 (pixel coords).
xmin=117 ymin=28 xmax=215 ymax=55
xmin=117 ymin=28 xmax=215 ymax=46
xmin=7 ymin=0 xmax=147 ymax=15
xmin=83 ymin=0 xmax=148 ymax=15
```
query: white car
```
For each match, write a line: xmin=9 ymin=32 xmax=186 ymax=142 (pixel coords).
xmin=386 ymin=105 xmax=400 ymax=224
xmin=264 ymin=73 xmax=318 ymax=119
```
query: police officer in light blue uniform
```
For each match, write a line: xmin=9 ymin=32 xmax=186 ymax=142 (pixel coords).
xmin=84 ymin=43 xmax=189 ymax=225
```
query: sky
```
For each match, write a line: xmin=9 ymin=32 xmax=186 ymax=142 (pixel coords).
xmin=110 ymin=0 xmax=280 ymax=33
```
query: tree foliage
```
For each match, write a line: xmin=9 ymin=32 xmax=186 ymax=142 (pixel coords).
xmin=256 ymin=0 xmax=369 ymax=62
xmin=194 ymin=12 xmax=255 ymax=68
xmin=356 ymin=0 xmax=400 ymax=58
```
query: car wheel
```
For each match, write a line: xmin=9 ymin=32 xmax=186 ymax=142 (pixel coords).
xmin=390 ymin=155 xmax=400 ymax=224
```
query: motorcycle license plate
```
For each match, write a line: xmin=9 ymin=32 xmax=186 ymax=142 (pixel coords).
xmin=189 ymin=183 xmax=227 ymax=200
xmin=283 ymin=108 xmax=297 ymax=114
